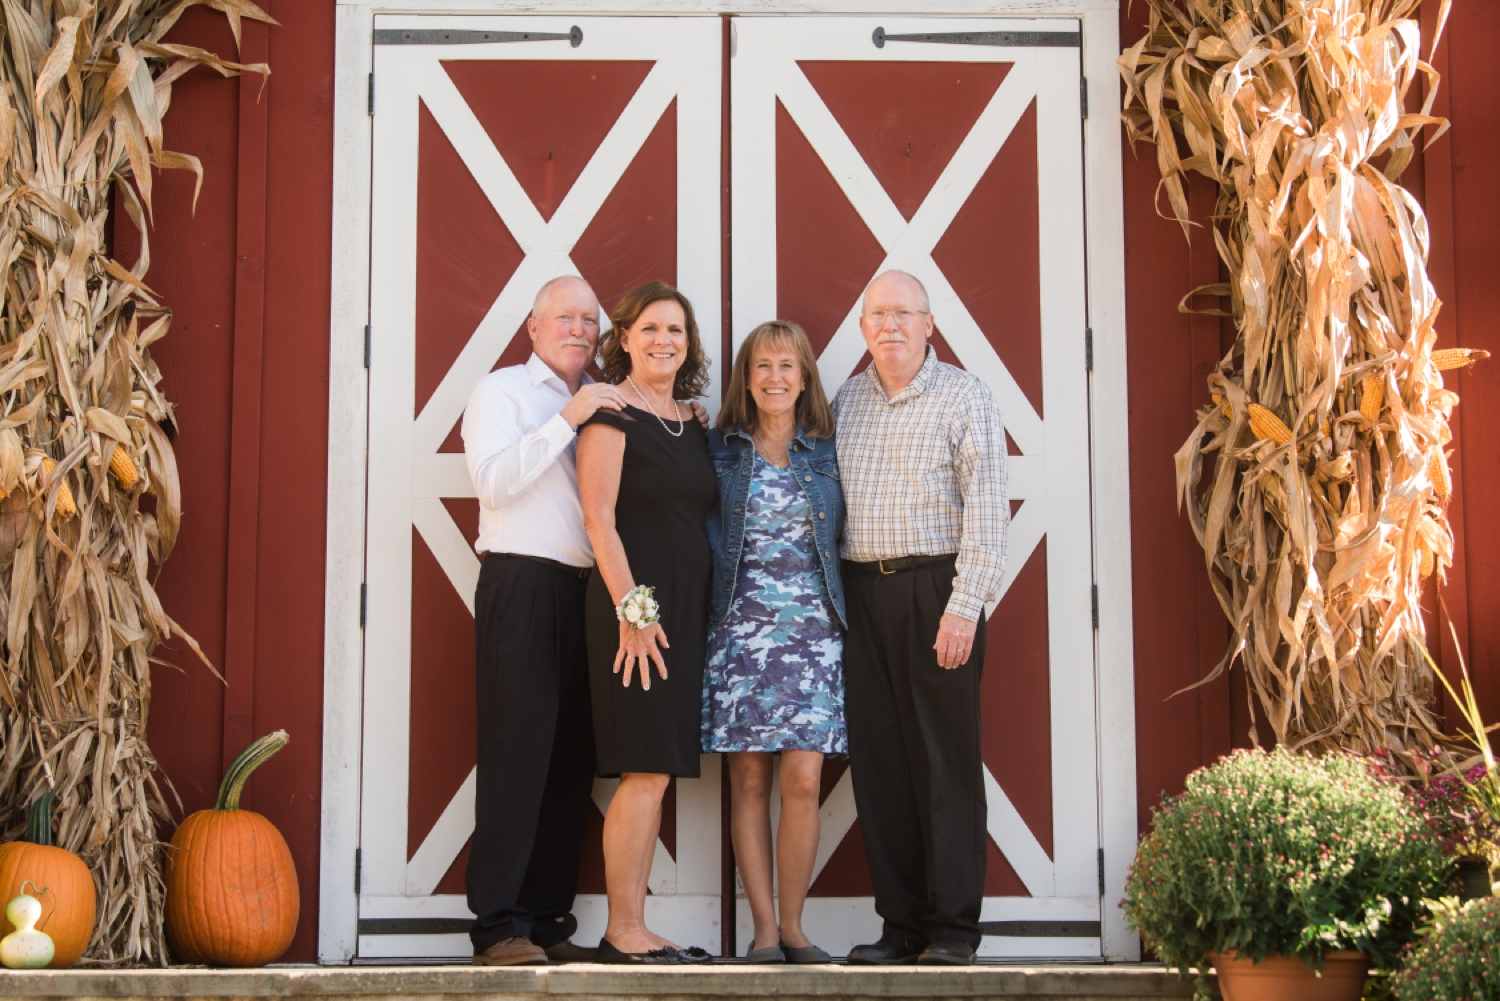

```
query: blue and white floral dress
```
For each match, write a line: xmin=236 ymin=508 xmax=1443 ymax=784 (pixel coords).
xmin=702 ymin=452 xmax=846 ymax=754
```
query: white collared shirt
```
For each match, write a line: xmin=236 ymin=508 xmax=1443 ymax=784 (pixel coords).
xmin=461 ymin=353 xmax=594 ymax=567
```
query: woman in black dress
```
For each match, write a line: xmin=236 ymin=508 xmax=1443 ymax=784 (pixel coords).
xmin=577 ymin=281 xmax=716 ymax=964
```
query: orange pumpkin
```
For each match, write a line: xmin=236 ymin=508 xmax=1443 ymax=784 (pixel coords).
xmin=164 ymin=730 xmax=299 ymax=967
xmin=0 ymin=792 xmax=97 ymax=967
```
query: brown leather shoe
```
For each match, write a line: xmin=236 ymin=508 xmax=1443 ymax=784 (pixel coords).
xmin=544 ymin=939 xmax=598 ymax=964
xmin=473 ymin=936 xmax=548 ymax=966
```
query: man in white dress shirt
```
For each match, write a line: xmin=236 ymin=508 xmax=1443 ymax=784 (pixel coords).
xmin=461 ymin=276 xmax=628 ymax=966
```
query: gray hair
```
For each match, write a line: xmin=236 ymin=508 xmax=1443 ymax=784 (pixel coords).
xmin=864 ymin=270 xmax=931 ymax=312
xmin=531 ymin=275 xmax=598 ymax=320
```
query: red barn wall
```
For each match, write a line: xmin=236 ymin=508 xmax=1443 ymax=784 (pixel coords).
xmin=136 ymin=1 xmax=1500 ymax=962
xmin=141 ymin=1 xmax=333 ymax=964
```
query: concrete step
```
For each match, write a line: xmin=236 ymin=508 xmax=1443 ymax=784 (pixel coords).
xmin=0 ymin=964 xmax=1211 ymax=1001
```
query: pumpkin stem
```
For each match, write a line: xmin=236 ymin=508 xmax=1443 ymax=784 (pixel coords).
xmin=215 ymin=730 xmax=290 ymax=811
xmin=26 ymin=791 xmax=57 ymax=847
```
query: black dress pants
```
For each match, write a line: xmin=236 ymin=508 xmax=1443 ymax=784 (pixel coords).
xmin=467 ymin=554 xmax=596 ymax=953
xmin=844 ymin=556 xmax=987 ymax=950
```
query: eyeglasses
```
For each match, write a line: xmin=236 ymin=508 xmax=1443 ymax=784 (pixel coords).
xmin=863 ymin=309 xmax=929 ymax=327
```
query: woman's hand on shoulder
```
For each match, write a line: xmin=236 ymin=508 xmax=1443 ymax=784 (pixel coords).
xmin=689 ymin=400 xmax=710 ymax=429
xmin=616 ymin=621 xmax=670 ymax=690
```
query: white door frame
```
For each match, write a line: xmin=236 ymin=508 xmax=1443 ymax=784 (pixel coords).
xmin=324 ymin=0 xmax=1135 ymax=965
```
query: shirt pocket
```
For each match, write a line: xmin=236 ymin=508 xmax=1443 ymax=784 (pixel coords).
xmin=811 ymin=460 xmax=844 ymax=524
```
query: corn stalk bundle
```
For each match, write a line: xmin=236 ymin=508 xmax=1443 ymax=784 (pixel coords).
xmin=1120 ymin=0 xmax=1486 ymax=756
xmin=0 ymin=0 xmax=272 ymax=964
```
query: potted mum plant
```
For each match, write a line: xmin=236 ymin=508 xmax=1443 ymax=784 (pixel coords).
xmin=1124 ymin=748 xmax=1447 ymax=1001
xmin=1426 ymin=646 xmax=1500 ymax=898
xmin=1394 ymin=898 xmax=1500 ymax=1001
xmin=1406 ymin=759 xmax=1497 ymax=899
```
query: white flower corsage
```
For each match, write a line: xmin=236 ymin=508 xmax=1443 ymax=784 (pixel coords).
xmin=615 ymin=585 xmax=660 ymax=630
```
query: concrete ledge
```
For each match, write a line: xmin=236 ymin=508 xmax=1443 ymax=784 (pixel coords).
xmin=0 ymin=965 xmax=1209 ymax=1001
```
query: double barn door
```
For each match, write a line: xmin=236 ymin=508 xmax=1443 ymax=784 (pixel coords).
xmin=360 ymin=12 xmax=1100 ymax=961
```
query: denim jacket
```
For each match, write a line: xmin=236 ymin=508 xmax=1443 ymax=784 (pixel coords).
xmin=707 ymin=427 xmax=847 ymax=630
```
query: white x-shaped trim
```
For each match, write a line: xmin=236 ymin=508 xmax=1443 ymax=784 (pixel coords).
xmin=730 ymin=24 xmax=1095 ymax=905
xmin=775 ymin=59 xmax=1045 ymax=458
xmin=763 ymin=58 xmax=1050 ymax=609
xmin=362 ymin=18 xmax=723 ymax=909
xmin=741 ymin=58 xmax=1050 ymax=615
xmin=411 ymin=58 xmax=680 ymax=455
xmin=760 ymin=58 xmax=1057 ymax=894
xmin=399 ymin=58 xmax=692 ymax=898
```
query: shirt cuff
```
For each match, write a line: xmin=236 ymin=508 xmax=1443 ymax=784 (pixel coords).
xmin=541 ymin=412 xmax=577 ymax=448
xmin=944 ymin=588 xmax=986 ymax=623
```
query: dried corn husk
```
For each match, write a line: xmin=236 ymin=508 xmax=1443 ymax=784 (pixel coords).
xmin=0 ymin=0 xmax=274 ymax=966
xmin=1122 ymin=0 xmax=1482 ymax=756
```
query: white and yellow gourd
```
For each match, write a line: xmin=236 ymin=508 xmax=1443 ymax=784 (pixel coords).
xmin=0 ymin=882 xmax=54 ymax=969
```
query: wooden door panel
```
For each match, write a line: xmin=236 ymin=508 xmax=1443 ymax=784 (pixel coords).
xmin=361 ymin=15 xmax=722 ymax=959
xmin=731 ymin=15 xmax=1098 ymax=959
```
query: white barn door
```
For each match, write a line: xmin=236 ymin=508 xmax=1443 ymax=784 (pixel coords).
xmin=730 ymin=16 xmax=1101 ymax=958
xmin=360 ymin=14 xmax=723 ymax=959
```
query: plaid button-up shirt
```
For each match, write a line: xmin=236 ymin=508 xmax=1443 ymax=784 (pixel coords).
xmin=832 ymin=349 xmax=1009 ymax=621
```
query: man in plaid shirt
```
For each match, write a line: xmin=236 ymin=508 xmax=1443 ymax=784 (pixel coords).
xmin=833 ymin=270 xmax=1009 ymax=966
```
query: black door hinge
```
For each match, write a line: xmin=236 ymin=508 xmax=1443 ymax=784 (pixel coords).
xmin=360 ymin=582 xmax=367 ymax=628
xmin=354 ymin=847 xmax=362 ymax=894
xmin=1091 ymin=584 xmax=1099 ymax=629
xmin=1081 ymin=77 xmax=1089 ymax=119
xmin=368 ymin=72 xmax=375 ymax=115
xmin=364 ymin=324 xmax=372 ymax=368
xmin=1085 ymin=327 xmax=1093 ymax=372
xmin=1098 ymin=848 xmax=1105 ymax=896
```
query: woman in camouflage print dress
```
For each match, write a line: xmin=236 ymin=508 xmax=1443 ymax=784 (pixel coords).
xmin=703 ymin=459 xmax=845 ymax=753
xmin=704 ymin=322 xmax=846 ymax=964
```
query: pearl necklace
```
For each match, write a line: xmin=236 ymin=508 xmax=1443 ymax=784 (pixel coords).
xmin=626 ymin=375 xmax=685 ymax=437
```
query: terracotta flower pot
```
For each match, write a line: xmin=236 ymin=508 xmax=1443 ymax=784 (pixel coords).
xmin=1210 ymin=951 xmax=1370 ymax=1001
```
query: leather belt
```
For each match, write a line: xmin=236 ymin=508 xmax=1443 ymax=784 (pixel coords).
xmin=844 ymin=554 xmax=956 ymax=576
xmin=486 ymin=552 xmax=593 ymax=579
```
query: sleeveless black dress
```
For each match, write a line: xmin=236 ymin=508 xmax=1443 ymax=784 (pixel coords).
xmin=582 ymin=403 xmax=716 ymax=778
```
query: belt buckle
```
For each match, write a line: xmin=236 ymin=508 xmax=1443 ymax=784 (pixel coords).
xmin=878 ymin=558 xmax=895 ymax=575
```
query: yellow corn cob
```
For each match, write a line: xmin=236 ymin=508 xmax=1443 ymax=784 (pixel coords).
xmin=1359 ymin=374 xmax=1384 ymax=423
xmin=1211 ymin=394 xmax=1233 ymax=420
xmin=109 ymin=445 xmax=139 ymax=490
xmin=1247 ymin=403 xmax=1293 ymax=444
xmin=41 ymin=457 xmax=75 ymax=519
xmin=1430 ymin=450 xmax=1451 ymax=499
xmin=1420 ymin=546 xmax=1435 ymax=579
xmin=1432 ymin=347 xmax=1491 ymax=371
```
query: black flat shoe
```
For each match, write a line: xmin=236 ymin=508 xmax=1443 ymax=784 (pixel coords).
xmin=670 ymin=945 xmax=714 ymax=964
xmin=917 ymin=940 xmax=976 ymax=966
xmin=781 ymin=941 xmax=832 ymax=964
xmin=845 ymin=935 xmax=923 ymax=965
xmin=595 ymin=938 xmax=683 ymax=965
